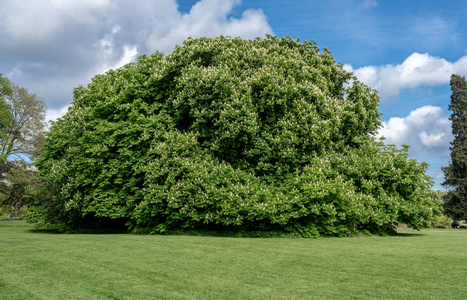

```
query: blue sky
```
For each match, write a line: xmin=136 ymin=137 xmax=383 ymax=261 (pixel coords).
xmin=1 ymin=0 xmax=465 ymax=190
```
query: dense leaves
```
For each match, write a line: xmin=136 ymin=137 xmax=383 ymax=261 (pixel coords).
xmin=442 ymin=74 xmax=467 ymax=220
xmin=0 ymin=161 xmax=36 ymax=217
xmin=28 ymin=36 xmax=440 ymax=236
xmin=0 ymin=74 xmax=46 ymax=218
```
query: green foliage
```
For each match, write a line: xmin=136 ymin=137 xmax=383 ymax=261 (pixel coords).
xmin=0 ymin=161 xmax=37 ymax=217
xmin=433 ymin=214 xmax=454 ymax=228
xmin=0 ymin=98 xmax=13 ymax=135
xmin=0 ymin=82 xmax=46 ymax=163
xmin=29 ymin=36 xmax=441 ymax=236
xmin=0 ymin=204 xmax=10 ymax=220
xmin=0 ymin=74 xmax=13 ymax=162
xmin=0 ymin=76 xmax=46 ymax=217
xmin=442 ymin=74 xmax=467 ymax=220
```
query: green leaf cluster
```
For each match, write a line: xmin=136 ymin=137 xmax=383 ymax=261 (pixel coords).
xmin=0 ymin=74 xmax=13 ymax=164
xmin=442 ymin=74 xmax=467 ymax=220
xmin=28 ymin=36 xmax=440 ymax=235
xmin=1 ymin=74 xmax=46 ymax=219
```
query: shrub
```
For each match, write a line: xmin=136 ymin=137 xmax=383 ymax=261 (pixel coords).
xmin=433 ymin=215 xmax=453 ymax=228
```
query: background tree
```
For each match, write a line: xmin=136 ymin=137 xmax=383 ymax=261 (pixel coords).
xmin=442 ymin=74 xmax=467 ymax=220
xmin=29 ymin=36 xmax=440 ymax=235
xmin=0 ymin=74 xmax=46 ymax=217
xmin=0 ymin=161 xmax=36 ymax=217
xmin=0 ymin=74 xmax=13 ymax=146
xmin=0 ymin=73 xmax=13 ymax=98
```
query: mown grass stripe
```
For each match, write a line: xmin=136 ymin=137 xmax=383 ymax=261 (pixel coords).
xmin=1 ymin=220 xmax=466 ymax=299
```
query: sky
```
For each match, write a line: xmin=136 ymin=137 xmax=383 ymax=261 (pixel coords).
xmin=1 ymin=0 xmax=465 ymax=190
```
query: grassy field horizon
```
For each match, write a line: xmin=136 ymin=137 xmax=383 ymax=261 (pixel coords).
xmin=1 ymin=220 xmax=466 ymax=299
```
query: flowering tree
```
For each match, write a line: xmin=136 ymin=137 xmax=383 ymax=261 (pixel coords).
xmin=28 ymin=36 xmax=440 ymax=236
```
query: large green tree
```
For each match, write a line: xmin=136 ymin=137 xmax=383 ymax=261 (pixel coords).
xmin=29 ymin=36 xmax=440 ymax=236
xmin=0 ymin=82 xmax=46 ymax=170
xmin=442 ymin=74 xmax=467 ymax=220
xmin=0 ymin=74 xmax=13 ymax=142
xmin=0 ymin=75 xmax=46 ymax=217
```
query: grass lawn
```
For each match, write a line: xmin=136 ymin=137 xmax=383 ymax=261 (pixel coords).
xmin=0 ymin=220 xmax=466 ymax=299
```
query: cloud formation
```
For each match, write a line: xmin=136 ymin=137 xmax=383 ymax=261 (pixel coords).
xmin=377 ymin=105 xmax=452 ymax=157
xmin=0 ymin=0 xmax=272 ymax=114
xmin=346 ymin=53 xmax=467 ymax=100
xmin=360 ymin=0 xmax=378 ymax=9
xmin=46 ymin=105 xmax=71 ymax=126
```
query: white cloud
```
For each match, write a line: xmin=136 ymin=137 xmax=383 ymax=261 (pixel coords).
xmin=96 ymin=24 xmax=139 ymax=74
xmin=46 ymin=105 xmax=70 ymax=124
xmin=144 ymin=0 xmax=271 ymax=54
xmin=360 ymin=0 xmax=378 ymax=9
xmin=0 ymin=0 xmax=110 ymax=48
xmin=0 ymin=0 xmax=272 ymax=111
xmin=377 ymin=105 xmax=452 ymax=156
xmin=349 ymin=53 xmax=467 ymax=100
xmin=116 ymin=46 xmax=138 ymax=67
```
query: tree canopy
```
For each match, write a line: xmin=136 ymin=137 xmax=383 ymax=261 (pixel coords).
xmin=0 ymin=78 xmax=46 ymax=166
xmin=442 ymin=74 xmax=467 ymax=220
xmin=0 ymin=74 xmax=46 ymax=217
xmin=28 ymin=36 xmax=440 ymax=236
xmin=0 ymin=74 xmax=13 ymax=151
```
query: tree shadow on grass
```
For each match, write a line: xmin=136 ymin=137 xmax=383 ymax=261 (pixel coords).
xmin=27 ymin=227 xmax=130 ymax=235
xmin=393 ymin=232 xmax=425 ymax=237
xmin=26 ymin=217 xmax=130 ymax=234
xmin=28 ymin=228 xmax=61 ymax=234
